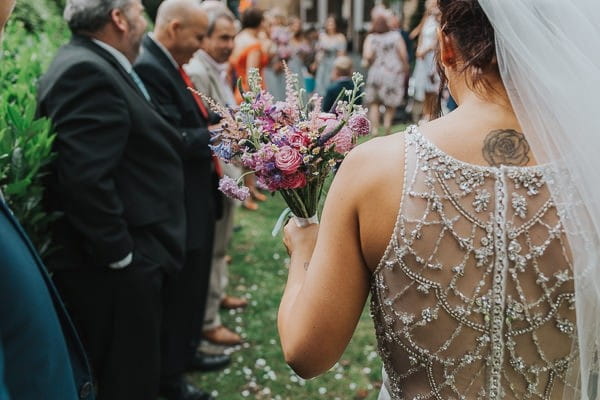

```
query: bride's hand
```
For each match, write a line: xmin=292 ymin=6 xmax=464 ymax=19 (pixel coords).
xmin=283 ymin=219 xmax=319 ymax=256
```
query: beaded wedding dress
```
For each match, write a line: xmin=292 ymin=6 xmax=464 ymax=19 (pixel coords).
xmin=372 ymin=126 xmax=577 ymax=399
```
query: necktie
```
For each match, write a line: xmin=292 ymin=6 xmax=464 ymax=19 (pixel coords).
xmin=129 ymin=70 xmax=151 ymax=101
xmin=178 ymin=67 xmax=223 ymax=177
xmin=179 ymin=67 xmax=209 ymax=119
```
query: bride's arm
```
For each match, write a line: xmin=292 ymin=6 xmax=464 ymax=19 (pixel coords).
xmin=277 ymin=144 xmax=374 ymax=379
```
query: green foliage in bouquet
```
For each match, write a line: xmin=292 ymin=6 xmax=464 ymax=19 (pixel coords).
xmin=0 ymin=3 xmax=68 ymax=256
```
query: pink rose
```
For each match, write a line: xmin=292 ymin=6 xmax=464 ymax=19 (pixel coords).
xmin=327 ymin=126 xmax=354 ymax=153
xmin=288 ymin=131 xmax=311 ymax=149
xmin=275 ymin=146 xmax=303 ymax=174
xmin=348 ymin=114 xmax=371 ymax=136
xmin=322 ymin=118 xmax=339 ymax=135
xmin=280 ymin=171 xmax=307 ymax=189
xmin=317 ymin=112 xmax=337 ymax=122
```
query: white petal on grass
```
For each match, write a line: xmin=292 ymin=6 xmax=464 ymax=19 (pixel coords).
xmin=255 ymin=358 xmax=267 ymax=367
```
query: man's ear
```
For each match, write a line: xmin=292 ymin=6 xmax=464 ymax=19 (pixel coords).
xmin=438 ymin=28 xmax=457 ymax=67
xmin=110 ymin=8 xmax=129 ymax=33
xmin=166 ymin=20 xmax=182 ymax=39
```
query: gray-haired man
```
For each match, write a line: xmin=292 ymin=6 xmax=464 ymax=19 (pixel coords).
xmin=185 ymin=3 xmax=247 ymax=347
xmin=37 ymin=0 xmax=186 ymax=399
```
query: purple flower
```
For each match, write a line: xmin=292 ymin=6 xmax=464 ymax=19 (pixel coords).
xmin=210 ymin=142 xmax=234 ymax=161
xmin=348 ymin=114 xmax=371 ymax=136
xmin=218 ymin=176 xmax=250 ymax=201
xmin=271 ymin=101 xmax=298 ymax=125
xmin=255 ymin=178 xmax=270 ymax=191
xmin=253 ymin=91 xmax=274 ymax=111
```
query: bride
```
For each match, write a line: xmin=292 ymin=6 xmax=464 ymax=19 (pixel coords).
xmin=278 ymin=0 xmax=600 ymax=399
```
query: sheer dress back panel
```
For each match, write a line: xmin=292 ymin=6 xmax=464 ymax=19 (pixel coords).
xmin=371 ymin=126 xmax=577 ymax=399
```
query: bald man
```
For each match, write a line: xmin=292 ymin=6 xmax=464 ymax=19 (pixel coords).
xmin=134 ymin=1 xmax=227 ymax=399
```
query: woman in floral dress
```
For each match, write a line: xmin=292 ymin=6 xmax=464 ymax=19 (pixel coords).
xmin=362 ymin=13 xmax=409 ymax=136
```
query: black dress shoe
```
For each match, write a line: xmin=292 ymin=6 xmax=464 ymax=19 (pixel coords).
xmin=160 ymin=377 xmax=214 ymax=400
xmin=187 ymin=351 xmax=230 ymax=372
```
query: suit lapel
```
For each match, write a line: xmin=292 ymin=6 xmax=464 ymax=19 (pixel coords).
xmin=142 ymin=35 xmax=190 ymax=94
xmin=72 ymin=35 xmax=157 ymax=109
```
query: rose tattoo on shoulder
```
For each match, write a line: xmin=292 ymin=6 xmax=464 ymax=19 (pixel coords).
xmin=482 ymin=129 xmax=531 ymax=167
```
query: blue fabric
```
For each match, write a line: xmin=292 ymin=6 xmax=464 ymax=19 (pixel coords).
xmin=322 ymin=78 xmax=361 ymax=113
xmin=129 ymin=69 xmax=152 ymax=101
xmin=0 ymin=200 xmax=91 ymax=400
xmin=0 ymin=344 xmax=10 ymax=400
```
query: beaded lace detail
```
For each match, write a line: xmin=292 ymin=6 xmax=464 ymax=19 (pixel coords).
xmin=371 ymin=126 xmax=577 ymax=399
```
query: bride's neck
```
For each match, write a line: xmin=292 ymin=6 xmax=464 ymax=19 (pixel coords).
xmin=452 ymin=73 xmax=514 ymax=114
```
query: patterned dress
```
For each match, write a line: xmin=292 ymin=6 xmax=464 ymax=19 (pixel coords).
xmin=364 ymin=30 xmax=407 ymax=108
xmin=372 ymin=126 xmax=577 ymax=399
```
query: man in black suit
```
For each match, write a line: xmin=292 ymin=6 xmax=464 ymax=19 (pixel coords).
xmin=37 ymin=0 xmax=186 ymax=399
xmin=134 ymin=1 xmax=227 ymax=399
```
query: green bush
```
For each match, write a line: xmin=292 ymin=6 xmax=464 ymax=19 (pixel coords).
xmin=11 ymin=0 xmax=60 ymax=33
xmin=0 ymin=2 xmax=68 ymax=256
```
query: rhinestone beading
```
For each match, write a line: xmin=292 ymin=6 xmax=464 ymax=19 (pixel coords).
xmin=371 ymin=126 xmax=577 ymax=399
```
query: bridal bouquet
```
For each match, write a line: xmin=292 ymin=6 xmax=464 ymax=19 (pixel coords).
xmin=197 ymin=64 xmax=368 ymax=226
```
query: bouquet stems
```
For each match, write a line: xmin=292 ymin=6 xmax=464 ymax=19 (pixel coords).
xmin=279 ymin=168 xmax=329 ymax=219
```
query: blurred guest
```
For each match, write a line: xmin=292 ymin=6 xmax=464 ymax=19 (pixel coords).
xmin=388 ymin=10 xmax=415 ymax=111
xmin=389 ymin=11 xmax=414 ymax=69
xmin=37 ymin=0 xmax=187 ymax=398
xmin=263 ymin=9 xmax=288 ymax=101
xmin=302 ymin=26 xmax=319 ymax=94
xmin=314 ymin=15 xmax=346 ymax=95
xmin=362 ymin=11 xmax=409 ymax=135
xmin=322 ymin=55 xmax=360 ymax=113
xmin=134 ymin=1 xmax=233 ymax=399
xmin=287 ymin=16 xmax=311 ymax=92
xmin=1 ymin=4 xmax=94 ymax=400
xmin=231 ymin=7 xmax=269 ymax=210
xmin=409 ymin=0 xmax=441 ymax=122
xmin=185 ymin=3 xmax=246 ymax=347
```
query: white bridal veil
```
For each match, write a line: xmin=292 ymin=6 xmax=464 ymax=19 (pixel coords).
xmin=477 ymin=0 xmax=600 ymax=397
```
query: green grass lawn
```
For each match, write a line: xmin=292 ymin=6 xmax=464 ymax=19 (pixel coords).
xmin=192 ymin=127 xmax=407 ymax=399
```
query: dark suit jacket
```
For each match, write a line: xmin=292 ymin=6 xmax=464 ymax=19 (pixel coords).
xmin=0 ymin=199 xmax=94 ymax=400
xmin=37 ymin=35 xmax=186 ymax=273
xmin=322 ymin=77 xmax=361 ymax=113
xmin=135 ymin=35 xmax=219 ymax=250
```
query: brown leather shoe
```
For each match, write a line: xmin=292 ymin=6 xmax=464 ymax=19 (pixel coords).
xmin=251 ymin=190 xmax=267 ymax=202
xmin=203 ymin=325 xmax=242 ymax=346
xmin=220 ymin=295 xmax=248 ymax=310
xmin=242 ymin=198 xmax=259 ymax=211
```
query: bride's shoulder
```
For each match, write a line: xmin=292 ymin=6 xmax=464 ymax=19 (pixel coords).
xmin=348 ymin=130 xmax=405 ymax=162
xmin=337 ymin=130 xmax=407 ymax=189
